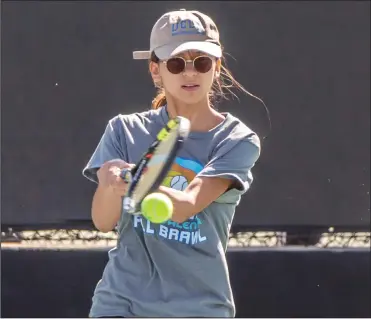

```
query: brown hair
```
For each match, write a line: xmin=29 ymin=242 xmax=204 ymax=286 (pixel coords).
xmin=149 ymin=50 xmax=265 ymax=111
xmin=150 ymin=53 xmax=167 ymax=109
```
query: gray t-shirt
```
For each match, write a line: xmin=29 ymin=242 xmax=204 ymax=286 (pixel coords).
xmin=82 ymin=106 xmax=260 ymax=318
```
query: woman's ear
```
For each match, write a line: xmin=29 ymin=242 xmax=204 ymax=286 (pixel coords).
xmin=214 ymin=59 xmax=222 ymax=79
xmin=150 ymin=62 xmax=162 ymax=87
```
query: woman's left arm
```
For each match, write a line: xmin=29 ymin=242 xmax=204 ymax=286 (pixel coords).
xmin=159 ymin=177 xmax=233 ymax=223
xmin=159 ymin=133 xmax=261 ymax=223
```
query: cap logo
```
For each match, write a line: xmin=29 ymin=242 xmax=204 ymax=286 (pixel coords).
xmin=171 ymin=19 xmax=206 ymax=36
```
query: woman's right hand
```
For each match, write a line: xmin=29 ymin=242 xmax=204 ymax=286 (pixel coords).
xmin=97 ymin=159 xmax=135 ymax=197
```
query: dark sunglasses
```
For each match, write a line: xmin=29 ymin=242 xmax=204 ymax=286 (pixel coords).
xmin=162 ymin=56 xmax=214 ymax=74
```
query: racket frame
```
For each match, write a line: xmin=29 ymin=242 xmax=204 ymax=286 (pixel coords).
xmin=121 ymin=116 xmax=189 ymax=214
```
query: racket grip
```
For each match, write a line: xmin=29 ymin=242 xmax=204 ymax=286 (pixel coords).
xmin=120 ymin=168 xmax=132 ymax=183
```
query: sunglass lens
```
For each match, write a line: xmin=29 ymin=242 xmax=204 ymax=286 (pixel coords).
xmin=194 ymin=57 xmax=213 ymax=73
xmin=166 ymin=58 xmax=185 ymax=74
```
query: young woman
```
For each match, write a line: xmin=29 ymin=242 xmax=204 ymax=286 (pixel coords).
xmin=83 ymin=9 xmax=261 ymax=318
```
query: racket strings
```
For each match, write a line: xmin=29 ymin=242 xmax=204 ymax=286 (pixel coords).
xmin=132 ymin=127 xmax=179 ymax=204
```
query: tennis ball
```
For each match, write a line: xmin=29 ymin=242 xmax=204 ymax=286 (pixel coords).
xmin=141 ymin=192 xmax=173 ymax=224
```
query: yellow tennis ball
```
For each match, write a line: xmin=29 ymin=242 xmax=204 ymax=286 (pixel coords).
xmin=141 ymin=192 xmax=173 ymax=224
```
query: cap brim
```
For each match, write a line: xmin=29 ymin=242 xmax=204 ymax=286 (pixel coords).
xmin=132 ymin=41 xmax=222 ymax=60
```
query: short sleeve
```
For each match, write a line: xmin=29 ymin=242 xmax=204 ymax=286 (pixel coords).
xmin=82 ymin=116 xmax=127 ymax=183
xmin=197 ymin=133 xmax=261 ymax=203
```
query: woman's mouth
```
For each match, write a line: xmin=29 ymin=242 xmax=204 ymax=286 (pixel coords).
xmin=181 ymin=84 xmax=200 ymax=91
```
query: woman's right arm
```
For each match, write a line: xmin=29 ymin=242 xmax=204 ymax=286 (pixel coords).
xmin=91 ymin=159 xmax=134 ymax=232
xmin=92 ymin=185 xmax=123 ymax=233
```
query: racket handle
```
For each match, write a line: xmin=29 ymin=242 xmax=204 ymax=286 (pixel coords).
xmin=120 ymin=168 xmax=132 ymax=183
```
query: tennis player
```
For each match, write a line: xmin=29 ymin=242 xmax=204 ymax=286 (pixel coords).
xmin=83 ymin=9 xmax=261 ymax=318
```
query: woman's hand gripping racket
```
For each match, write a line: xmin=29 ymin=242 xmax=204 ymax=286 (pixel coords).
xmin=120 ymin=116 xmax=190 ymax=222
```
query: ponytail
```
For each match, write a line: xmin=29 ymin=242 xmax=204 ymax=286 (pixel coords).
xmin=152 ymin=88 xmax=167 ymax=110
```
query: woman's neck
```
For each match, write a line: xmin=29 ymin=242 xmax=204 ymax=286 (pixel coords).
xmin=165 ymin=97 xmax=225 ymax=132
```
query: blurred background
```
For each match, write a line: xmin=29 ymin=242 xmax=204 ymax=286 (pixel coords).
xmin=1 ymin=1 xmax=370 ymax=318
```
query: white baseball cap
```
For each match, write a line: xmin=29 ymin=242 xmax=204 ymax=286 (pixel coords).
xmin=133 ymin=9 xmax=222 ymax=60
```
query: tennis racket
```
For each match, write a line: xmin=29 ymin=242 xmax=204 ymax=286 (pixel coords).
xmin=120 ymin=116 xmax=190 ymax=214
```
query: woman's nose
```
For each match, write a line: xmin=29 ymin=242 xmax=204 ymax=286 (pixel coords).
xmin=183 ymin=61 xmax=197 ymax=76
